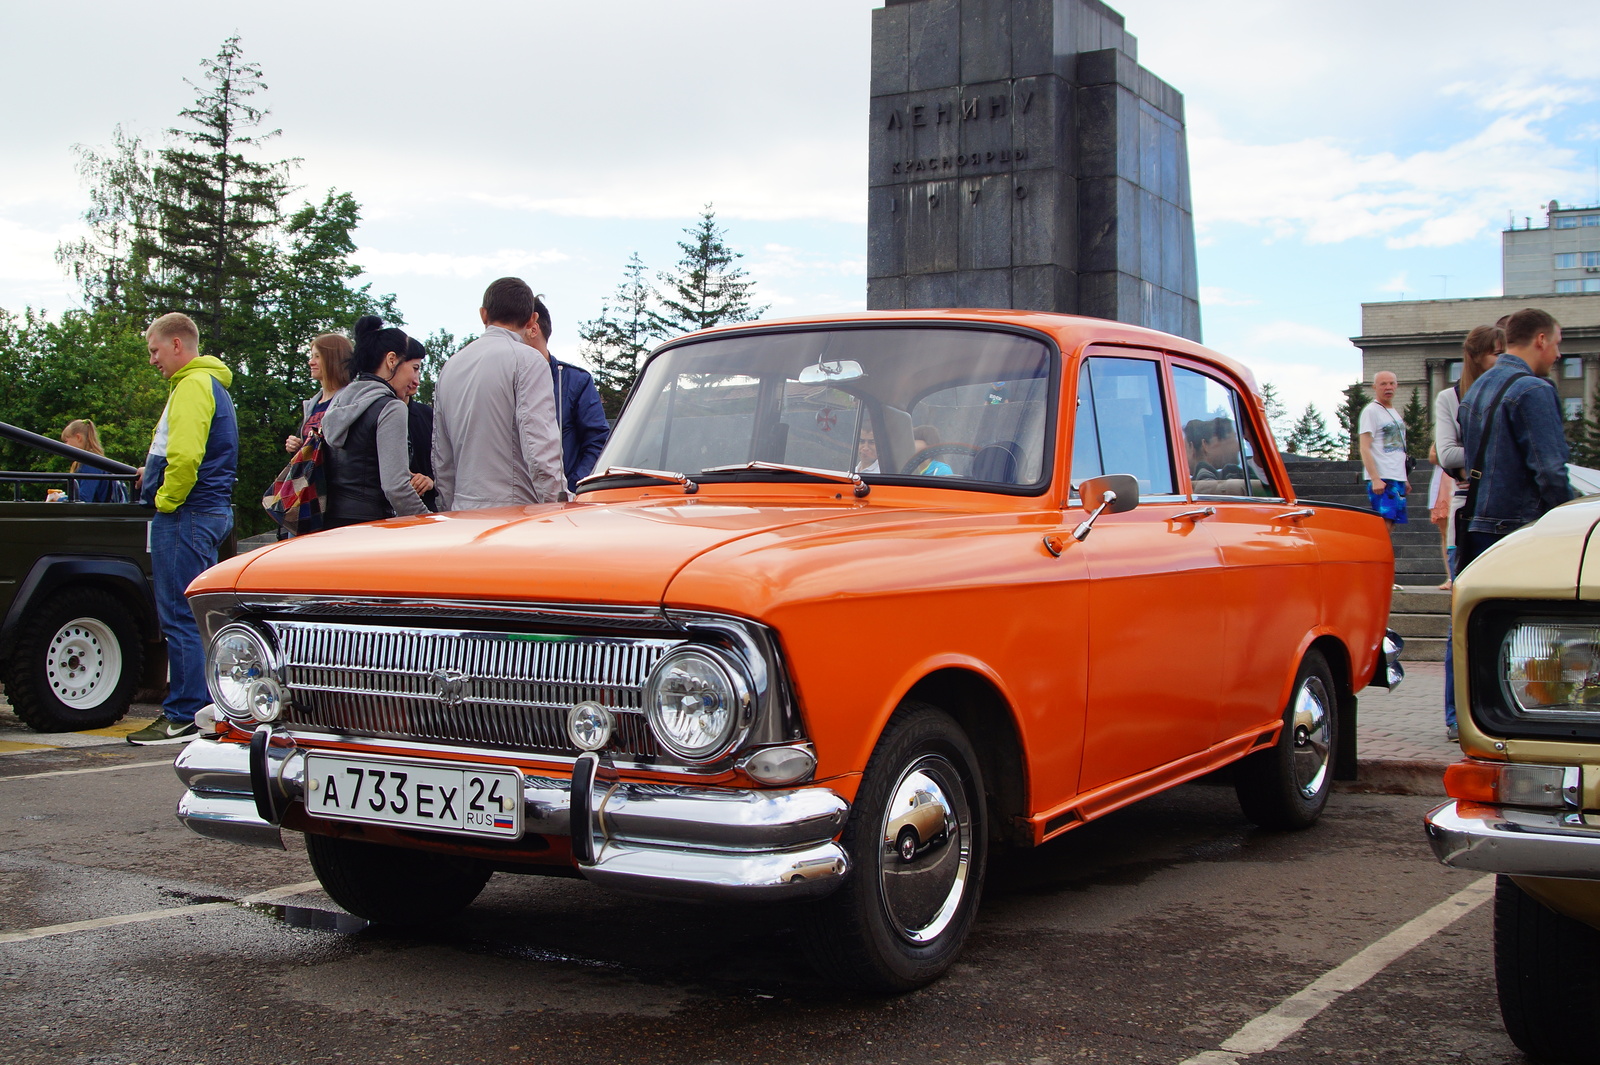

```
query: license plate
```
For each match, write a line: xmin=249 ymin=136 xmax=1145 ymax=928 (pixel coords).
xmin=304 ymin=753 xmax=522 ymax=839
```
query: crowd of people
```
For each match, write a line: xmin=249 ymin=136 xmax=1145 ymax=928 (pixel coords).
xmin=117 ymin=276 xmax=611 ymax=745
xmin=1358 ymin=307 xmax=1572 ymax=740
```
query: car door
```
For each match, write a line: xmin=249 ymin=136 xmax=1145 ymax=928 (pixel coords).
xmin=1169 ymin=362 xmax=1321 ymax=743
xmin=1071 ymin=349 xmax=1225 ymax=792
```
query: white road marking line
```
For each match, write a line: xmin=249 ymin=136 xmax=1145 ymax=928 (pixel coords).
xmin=1178 ymin=875 xmax=1495 ymax=1065
xmin=0 ymin=759 xmax=172 ymax=782
xmin=0 ymin=881 xmax=323 ymax=944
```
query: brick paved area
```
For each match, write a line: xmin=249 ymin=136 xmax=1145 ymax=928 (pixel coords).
xmin=1352 ymin=660 xmax=1456 ymax=795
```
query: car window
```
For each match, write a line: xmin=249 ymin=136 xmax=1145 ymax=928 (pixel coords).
xmin=1171 ymin=366 xmax=1277 ymax=498
xmin=1070 ymin=357 xmax=1175 ymax=496
xmin=598 ymin=327 xmax=1055 ymax=490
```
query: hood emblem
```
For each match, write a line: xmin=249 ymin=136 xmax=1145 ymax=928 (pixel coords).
xmin=431 ymin=668 xmax=467 ymax=707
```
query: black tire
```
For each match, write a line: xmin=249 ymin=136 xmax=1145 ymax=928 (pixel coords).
xmin=801 ymin=702 xmax=987 ymax=993
xmin=1494 ymin=875 xmax=1600 ymax=1063
xmin=3 ymin=586 xmax=142 ymax=732
xmin=305 ymin=833 xmax=492 ymax=926
xmin=1235 ymin=649 xmax=1337 ymax=830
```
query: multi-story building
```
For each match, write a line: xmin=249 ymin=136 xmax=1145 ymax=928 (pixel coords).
xmin=1352 ymin=201 xmax=1600 ymax=431
xmin=1505 ymin=201 xmax=1600 ymax=296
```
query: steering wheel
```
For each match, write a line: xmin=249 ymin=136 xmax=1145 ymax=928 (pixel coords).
xmin=901 ymin=444 xmax=979 ymax=476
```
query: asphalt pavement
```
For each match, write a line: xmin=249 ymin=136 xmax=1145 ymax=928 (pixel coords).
xmin=0 ymin=674 xmax=1513 ymax=1065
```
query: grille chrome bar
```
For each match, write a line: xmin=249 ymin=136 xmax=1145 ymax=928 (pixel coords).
xmin=268 ymin=621 xmax=678 ymax=758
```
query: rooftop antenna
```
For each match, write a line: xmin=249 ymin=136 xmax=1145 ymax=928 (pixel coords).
xmin=1433 ymin=274 xmax=1453 ymax=298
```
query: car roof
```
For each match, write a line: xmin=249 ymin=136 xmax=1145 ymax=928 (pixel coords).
xmin=670 ymin=309 xmax=1262 ymax=399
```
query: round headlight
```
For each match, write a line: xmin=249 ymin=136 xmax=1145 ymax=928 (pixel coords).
xmin=207 ymin=624 xmax=277 ymax=722
xmin=644 ymin=647 xmax=752 ymax=762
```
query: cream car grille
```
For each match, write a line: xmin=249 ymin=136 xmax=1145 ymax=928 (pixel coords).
xmin=267 ymin=620 xmax=678 ymax=758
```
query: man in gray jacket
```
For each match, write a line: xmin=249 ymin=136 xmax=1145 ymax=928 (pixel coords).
xmin=432 ymin=277 xmax=567 ymax=510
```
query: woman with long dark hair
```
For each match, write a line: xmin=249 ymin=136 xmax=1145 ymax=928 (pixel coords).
xmin=320 ymin=316 xmax=429 ymax=528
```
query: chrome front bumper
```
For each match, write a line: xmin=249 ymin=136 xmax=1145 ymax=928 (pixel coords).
xmin=1425 ymin=799 xmax=1600 ymax=880
xmin=173 ymin=730 xmax=851 ymax=901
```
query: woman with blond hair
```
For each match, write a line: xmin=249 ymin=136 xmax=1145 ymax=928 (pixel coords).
xmin=61 ymin=419 xmax=128 ymax=503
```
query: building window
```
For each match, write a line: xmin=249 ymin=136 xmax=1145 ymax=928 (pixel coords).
xmin=1588 ymin=279 xmax=1600 ymax=293
xmin=1565 ymin=397 xmax=1585 ymax=420
xmin=1558 ymin=217 xmax=1579 ymax=229
xmin=1447 ymin=360 xmax=1463 ymax=383
xmin=1558 ymin=280 xmax=1581 ymax=293
xmin=1565 ymin=357 xmax=1584 ymax=379
xmin=1589 ymin=215 xmax=1600 ymax=227
xmin=1558 ymin=253 xmax=1580 ymax=269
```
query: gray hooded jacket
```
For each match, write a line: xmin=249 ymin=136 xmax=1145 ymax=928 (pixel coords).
xmin=321 ymin=375 xmax=428 ymax=522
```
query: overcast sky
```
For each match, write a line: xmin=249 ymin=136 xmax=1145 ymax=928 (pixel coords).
xmin=2 ymin=1 xmax=1597 ymax=424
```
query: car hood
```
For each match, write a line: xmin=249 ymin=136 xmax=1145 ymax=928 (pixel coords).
xmin=214 ymin=500 xmax=885 ymax=606
xmin=1455 ymin=497 xmax=1600 ymax=604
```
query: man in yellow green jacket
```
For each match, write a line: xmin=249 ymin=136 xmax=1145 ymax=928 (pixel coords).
xmin=127 ymin=312 xmax=239 ymax=744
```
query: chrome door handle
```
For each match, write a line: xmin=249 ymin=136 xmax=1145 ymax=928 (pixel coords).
xmin=1272 ymin=508 xmax=1315 ymax=522
xmin=1172 ymin=507 xmax=1216 ymax=521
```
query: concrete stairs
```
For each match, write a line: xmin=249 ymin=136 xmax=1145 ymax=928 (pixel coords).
xmin=1285 ymin=459 xmax=1451 ymax=661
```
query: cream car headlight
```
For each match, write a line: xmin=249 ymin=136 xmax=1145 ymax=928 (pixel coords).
xmin=1502 ymin=619 xmax=1600 ymax=715
xmin=206 ymin=623 xmax=282 ymax=723
xmin=644 ymin=646 xmax=752 ymax=762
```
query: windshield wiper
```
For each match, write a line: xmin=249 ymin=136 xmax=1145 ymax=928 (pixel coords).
xmin=699 ymin=461 xmax=869 ymax=498
xmin=577 ymin=466 xmax=699 ymax=494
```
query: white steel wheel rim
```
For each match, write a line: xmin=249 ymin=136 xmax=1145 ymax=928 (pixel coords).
xmin=46 ymin=616 xmax=121 ymax=710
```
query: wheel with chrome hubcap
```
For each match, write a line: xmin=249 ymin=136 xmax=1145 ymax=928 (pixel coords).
xmin=1234 ymin=649 xmax=1337 ymax=830
xmin=802 ymin=702 xmax=986 ymax=992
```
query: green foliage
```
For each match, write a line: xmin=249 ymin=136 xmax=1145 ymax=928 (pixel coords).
xmin=1336 ymin=381 xmax=1370 ymax=460
xmin=0 ymin=307 xmax=166 ymax=482
xmin=649 ymin=205 xmax=767 ymax=338
xmin=1566 ymin=389 xmax=1600 ymax=467
xmin=578 ymin=253 xmax=655 ymax=418
xmin=1401 ymin=387 xmax=1431 ymax=459
xmin=416 ymin=328 xmax=463 ymax=406
xmin=31 ymin=36 xmax=399 ymax=535
xmin=1285 ymin=403 xmax=1338 ymax=459
xmin=1259 ymin=382 xmax=1290 ymax=444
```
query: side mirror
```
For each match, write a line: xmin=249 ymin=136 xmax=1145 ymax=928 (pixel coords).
xmin=1072 ymin=474 xmax=1139 ymax=541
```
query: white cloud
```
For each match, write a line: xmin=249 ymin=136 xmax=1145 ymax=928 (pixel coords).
xmin=1224 ymin=321 xmax=1363 ymax=427
xmin=353 ymin=247 xmax=569 ymax=279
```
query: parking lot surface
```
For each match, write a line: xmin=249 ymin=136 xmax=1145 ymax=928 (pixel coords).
xmin=0 ymin=710 xmax=1518 ymax=1065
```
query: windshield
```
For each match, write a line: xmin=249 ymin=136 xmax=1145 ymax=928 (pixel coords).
xmin=592 ymin=326 xmax=1055 ymax=492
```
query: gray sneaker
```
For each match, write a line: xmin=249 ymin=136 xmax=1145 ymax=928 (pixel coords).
xmin=126 ymin=716 xmax=199 ymax=745
xmin=1446 ymin=724 xmax=1459 ymax=742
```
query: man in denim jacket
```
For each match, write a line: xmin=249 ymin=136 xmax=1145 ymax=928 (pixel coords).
xmin=1457 ymin=307 xmax=1571 ymax=565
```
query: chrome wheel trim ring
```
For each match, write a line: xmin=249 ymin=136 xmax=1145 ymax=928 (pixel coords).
xmin=877 ymin=754 xmax=973 ymax=945
xmin=1289 ymin=674 xmax=1332 ymax=799
xmin=46 ymin=616 xmax=121 ymax=710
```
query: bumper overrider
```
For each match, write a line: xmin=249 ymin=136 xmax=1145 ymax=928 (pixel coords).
xmin=1426 ymin=799 xmax=1600 ymax=880
xmin=174 ymin=727 xmax=852 ymax=901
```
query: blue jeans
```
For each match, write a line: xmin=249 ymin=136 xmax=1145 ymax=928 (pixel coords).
xmin=151 ymin=507 xmax=233 ymax=723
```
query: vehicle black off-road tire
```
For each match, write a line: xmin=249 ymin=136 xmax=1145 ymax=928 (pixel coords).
xmin=3 ymin=586 xmax=142 ymax=732
xmin=1494 ymin=875 xmax=1600 ymax=1063
xmin=801 ymin=702 xmax=987 ymax=993
xmin=1235 ymin=649 xmax=1337 ymax=830
xmin=305 ymin=833 xmax=492 ymax=927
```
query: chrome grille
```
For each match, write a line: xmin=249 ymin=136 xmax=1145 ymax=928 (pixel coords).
xmin=268 ymin=620 xmax=679 ymax=757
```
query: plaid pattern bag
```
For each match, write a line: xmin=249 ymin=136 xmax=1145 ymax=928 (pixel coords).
xmin=262 ymin=429 xmax=327 ymax=535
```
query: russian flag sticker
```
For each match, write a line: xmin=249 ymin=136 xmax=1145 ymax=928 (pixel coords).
xmin=493 ymin=816 xmax=514 ymax=829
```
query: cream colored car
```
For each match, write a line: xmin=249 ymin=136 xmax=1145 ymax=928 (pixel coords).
xmin=1425 ymin=498 xmax=1600 ymax=1063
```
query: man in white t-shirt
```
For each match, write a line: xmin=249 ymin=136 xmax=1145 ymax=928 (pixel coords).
xmin=1359 ymin=370 xmax=1408 ymax=526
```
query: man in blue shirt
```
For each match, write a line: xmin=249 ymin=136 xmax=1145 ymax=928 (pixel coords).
xmin=523 ymin=296 xmax=611 ymax=491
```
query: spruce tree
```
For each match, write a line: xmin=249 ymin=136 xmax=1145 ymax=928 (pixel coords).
xmin=1401 ymin=386 xmax=1431 ymax=459
xmin=1260 ymin=381 xmax=1290 ymax=444
xmin=578 ymin=253 xmax=656 ymax=417
xmin=649 ymin=205 xmax=767 ymax=338
xmin=138 ymin=35 xmax=294 ymax=356
xmin=1285 ymin=404 xmax=1337 ymax=459
xmin=1336 ymin=381 xmax=1370 ymax=460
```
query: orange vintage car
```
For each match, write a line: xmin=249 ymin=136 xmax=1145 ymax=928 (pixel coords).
xmin=174 ymin=310 xmax=1401 ymax=991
